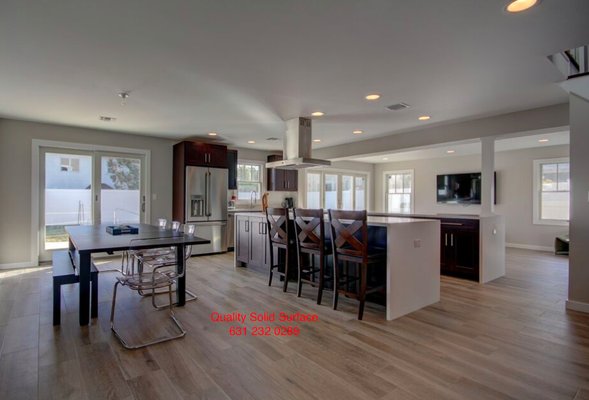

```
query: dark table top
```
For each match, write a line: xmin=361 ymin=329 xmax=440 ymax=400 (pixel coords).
xmin=66 ymin=224 xmax=210 ymax=253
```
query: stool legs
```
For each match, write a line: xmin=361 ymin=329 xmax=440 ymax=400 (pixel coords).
xmin=358 ymin=263 xmax=368 ymax=320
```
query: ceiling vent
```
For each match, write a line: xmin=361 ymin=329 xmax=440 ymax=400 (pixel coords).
xmin=386 ymin=102 xmax=411 ymax=111
xmin=99 ymin=116 xmax=117 ymax=122
xmin=266 ymin=137 xmax=280 ymax=141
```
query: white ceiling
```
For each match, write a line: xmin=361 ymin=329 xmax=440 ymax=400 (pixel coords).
xmin=350 ymin=131 xmax=570 ymax=163
xmin=0 ymin=1 xmax=587 ymax=151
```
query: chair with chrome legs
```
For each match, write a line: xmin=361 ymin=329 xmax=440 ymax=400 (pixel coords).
xmin=135 ymin=223 xmax=199 ymax=307
xmin=110 ymin=237 xmax=186 ymax=349
xmin=293 ymin=208 xmax=332 ymax=304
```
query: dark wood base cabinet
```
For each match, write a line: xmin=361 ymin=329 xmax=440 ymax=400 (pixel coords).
xmin=440 ymin=218 xmax=479 ymax=281
xmin=235 ymin=215 xmax=271 ymax=273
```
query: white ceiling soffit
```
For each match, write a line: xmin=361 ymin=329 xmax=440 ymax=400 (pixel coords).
xmin=351 ymin=131 xmax=570 ymax=163
xmin=0 ymin=1 xmax=588 ymax=149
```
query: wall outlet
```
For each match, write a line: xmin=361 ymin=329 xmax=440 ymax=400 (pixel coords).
xmin=413 ymin=239 xmax=421 ymax=248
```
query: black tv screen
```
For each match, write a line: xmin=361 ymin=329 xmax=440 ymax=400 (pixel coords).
xmin=436 ymin=172 xmax=496 ymax=204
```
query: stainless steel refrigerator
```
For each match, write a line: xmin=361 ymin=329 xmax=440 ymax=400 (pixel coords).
xmin=185 ymin=166 xmax=228 ymax=255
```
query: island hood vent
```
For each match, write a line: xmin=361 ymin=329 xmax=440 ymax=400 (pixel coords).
xmin=265 ymin=117 xmax=331 ymax=170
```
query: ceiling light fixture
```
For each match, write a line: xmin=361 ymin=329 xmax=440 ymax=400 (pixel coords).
xmin=538 ymin=138 xmax=549 ymax=143
xmin=313 ymin=139 xmax=321 ymax=143
xmin=383 ymin=157 xmax=389 ymax=161
xmin=208 ymin=132 xmax=218 ymax=136
xmin=118 ymin=91 xmax=130 ymax=106
xmin=353 ymin=130 xmax=364 ymax=134
xmin=365 ymin=94 xmax=381 ymax=101
xmin=505 ymin=0 xmax=539 ymax=13
xmin=247 ymin=140 xmax=256 ymax=144
xmin=418 ymin=115 xmax=431 ymax=121
xmin=311 ymin=111 xmax=325 ymax=117
xmin=447 ymin=150 xmax=456 ymax=154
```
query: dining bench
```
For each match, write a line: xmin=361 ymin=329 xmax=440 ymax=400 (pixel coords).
xmin=52 ymin=250 xmax=98 ymax=325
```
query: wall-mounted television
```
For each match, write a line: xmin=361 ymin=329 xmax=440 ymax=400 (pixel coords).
xmin=436 ymin=172 xmax=496 ymax=204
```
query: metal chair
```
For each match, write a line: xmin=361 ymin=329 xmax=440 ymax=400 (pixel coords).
xmin=265 ymin=207 xmax=292 ymax=292
xmin=328 ymin=209 xmax=386 ymax=320
xmin=110 ymin=237 xmax=186 ymax=349
xmin=293 ymin=208 xmax=331 ymax=304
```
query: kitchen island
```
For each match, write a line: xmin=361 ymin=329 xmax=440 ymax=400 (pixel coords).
xmin=234 ymin=212 xmax=440 ymax=321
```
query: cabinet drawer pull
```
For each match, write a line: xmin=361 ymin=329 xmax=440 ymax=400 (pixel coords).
xmin=442 ymin=222 xmax=464 ymax=226
xmin=451 ymin=233 xmax=454 ymax=246
xmin=445 ymin=233 xmax=448 ymax=246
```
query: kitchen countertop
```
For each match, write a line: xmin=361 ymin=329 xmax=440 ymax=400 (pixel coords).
xmin=368 ymin=212 xmax=480 ymax=220
xmin=228 ymin=208 xmax=263 ymax=214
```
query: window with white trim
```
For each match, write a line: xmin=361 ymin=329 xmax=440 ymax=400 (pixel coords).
xmin=305 ymin=171 xmax=367 ymax=210
xmin=385 ymin=170 xmax=414 ymax=214
xmin=533 ymin=158 xmax=569 ymax=225
xmin=237 ymin=161 xmax=263 ymax=201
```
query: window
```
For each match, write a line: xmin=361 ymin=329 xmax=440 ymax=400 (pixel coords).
xmin=385 ymin=170 xmax=413 ymax=213
xmin=237 ymin=161 xmax=263 ymax=200
xmin=305 ymin=171 xmax=368 ymax=210
xmin=60 ymin=157 xmax=80 ymax=172
xmin=533 ymin=158 xmax=569 ymax=225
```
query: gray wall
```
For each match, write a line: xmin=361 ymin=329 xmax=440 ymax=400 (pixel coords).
xmin=374 ymin=145 xmax=569 ymax=249
xmin=0 ymin=118 xmax=175 ymax=266
xmin=569 ymin=94 xmax=589 ymax=306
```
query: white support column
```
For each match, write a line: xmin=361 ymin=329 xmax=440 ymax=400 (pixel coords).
xmin=480 ymin=136 xmax=495 ymax=216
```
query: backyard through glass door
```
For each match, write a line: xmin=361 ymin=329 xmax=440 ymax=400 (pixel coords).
xmin=41 ymin=149 xmax=145 ymax=255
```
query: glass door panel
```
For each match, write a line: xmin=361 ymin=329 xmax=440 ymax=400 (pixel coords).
xmin=341 ymin=175 xmax=353 ymax=210
xmin=306 ymin=173 xmax=321 ymax=209
xmin=100 ymin=155 xmax=142 ymax=224
xmin=43 ymin=152 xmax=92 ymax=250
xmin=354 ymin=176 xmax=366 ymax=210
xmin=324 ymin=174 xmax=338 ymax=209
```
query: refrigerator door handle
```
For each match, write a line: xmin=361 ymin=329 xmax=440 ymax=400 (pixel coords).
xmin=207 ymin=171 xmax=212 ymax=217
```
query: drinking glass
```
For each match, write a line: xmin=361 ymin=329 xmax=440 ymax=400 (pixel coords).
xmin=158 ymin=218 xmax=167 ymax=229
xmin=185 ymin=224 xmax=196 ymax=236
xmin=171 ymin=221 xmax=181 ymax=231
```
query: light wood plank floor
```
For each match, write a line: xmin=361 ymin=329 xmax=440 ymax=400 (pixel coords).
xmin=0 ymin=248 xmax=588 ymax=400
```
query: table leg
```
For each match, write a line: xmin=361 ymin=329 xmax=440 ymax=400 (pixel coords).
xmin=79 ymin=252 xmax=91 ymax=326
xmin=176 ymin=245 xmax=186 ymax=306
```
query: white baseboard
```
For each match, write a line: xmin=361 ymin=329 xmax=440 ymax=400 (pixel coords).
xmin=566 ymin=300 xmax=589 ymax=314
xmin=0 ymin=260 xmax=38 ymax=270
xmin=506 ymin=243 xmax=553 ymax=252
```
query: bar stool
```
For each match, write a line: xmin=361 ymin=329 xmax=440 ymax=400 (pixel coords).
xmin=328 ymin=209 xmax=386 ymax=320
xmin=293 ymin=208 xmax=331 ymax=304
xmin=265 ymin=207 xmax=291 ymax=292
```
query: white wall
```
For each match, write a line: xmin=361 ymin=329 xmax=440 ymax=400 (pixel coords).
xmin=0 ymin=118 xmax=176 ymax=266
xmin=374 ymin=145 xmax=569 ymax=249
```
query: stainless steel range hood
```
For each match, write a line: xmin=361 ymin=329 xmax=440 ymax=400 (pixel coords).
xmin=265 ymin=117 xmax=331 ymax=170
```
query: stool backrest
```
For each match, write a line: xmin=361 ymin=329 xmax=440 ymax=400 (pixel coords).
xmin=328 ymin=209 xmax=368 ymax=261
xmin=265 ymin=207 xmax=290 ymax=246
xmin=293 ymin=208 xmax=325 ymax=252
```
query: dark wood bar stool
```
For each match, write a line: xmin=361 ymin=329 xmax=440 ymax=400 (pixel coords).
xmin=265 ymin=207 xmax=291 ymax=292
xmin=328 ymin=209 xmax=386 ymax=320
xmin=293 ymin=208 xmax=332 ymax=304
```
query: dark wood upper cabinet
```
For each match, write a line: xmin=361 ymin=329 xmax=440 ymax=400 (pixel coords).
xmin=227 ymin=149 xmax=238 ymax=190
xmin=181 ymin=141 xmax=228 ymax=168
xmin=266 ymin=154 xmax=298 ymax=191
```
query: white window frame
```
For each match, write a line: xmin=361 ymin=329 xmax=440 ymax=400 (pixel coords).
xmin=303 ymin=169 xmax=369 ymax=210
xmin=383 ymin=169 xmax=414 ymax=214
xmin=532 ymin=157 xmax=569 ymax=226
xmin=235 ymin=159 xmax=264 ymax=205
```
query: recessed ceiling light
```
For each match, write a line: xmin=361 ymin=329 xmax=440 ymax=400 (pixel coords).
xmin=365 ymin=94 xmax=381 ymax=101
xmin=418 ymin=115 xmax=431 ymax=121
xmin=311 ymin=111 xmax=325 ymax=117
xmin=313 ymin=139 xmax=321 ymax=143
xmin=538 ymin=138 xmax=549 ymax=143
xmin=382 ymin=157 xmax=389 ymax=161
xmin=208 ymin=132 xmax=218 ymax=136
xmin=247 ymin=140 xmax=255 ymax=144
xmin=353 ymin=130 xmax=364 ymax=134
xmin=506 ymin=0 xmax=539 ymax=13
xmin=447 ymin=150 xmax=456 ymax=154
xmin=99 ymin=116 xmax=117 ymax=122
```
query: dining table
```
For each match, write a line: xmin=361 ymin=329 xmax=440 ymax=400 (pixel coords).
xmin=66 ymin=223 xmax=210 ymax=326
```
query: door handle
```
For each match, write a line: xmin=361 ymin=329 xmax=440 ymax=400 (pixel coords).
xmin=451 ymin=234 xmax=454 ymax=247
xmin=141 ymin=195 xmax=145 ymax=212
xmin=207 ymin=171 xmax=212 ymax=217
xmin=245 ymin=220 xmax=249 ymax=232
xmin=445 ymin=233 xmax=448 ymax=246
xmin=259 ymin=222 xmax=262 ymax=234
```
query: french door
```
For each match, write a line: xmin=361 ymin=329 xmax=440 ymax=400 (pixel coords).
xmin=39 ymin=148 xmax=146 ymax=260
xmin=306 ymin=171 xmax=367 ymax=210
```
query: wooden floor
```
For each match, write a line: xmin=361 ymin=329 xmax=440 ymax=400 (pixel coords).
xmin=0 ymin=248 xmax=588 ymax=400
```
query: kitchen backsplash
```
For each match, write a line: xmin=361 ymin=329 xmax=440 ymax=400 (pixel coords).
xmin=227 ymin=190 xmax=298 ymax=208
